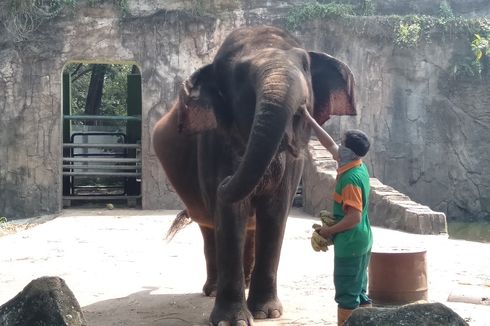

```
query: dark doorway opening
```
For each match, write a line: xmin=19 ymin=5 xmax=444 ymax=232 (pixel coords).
xmin=62 ymin=62 xmax=142 ymax=208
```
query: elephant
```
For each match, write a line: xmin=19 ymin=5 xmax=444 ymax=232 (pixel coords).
xmin=152 ymin=25 xmax=356 ymax=325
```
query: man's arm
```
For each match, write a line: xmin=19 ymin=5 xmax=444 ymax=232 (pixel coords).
xmin=302 ymin=108 xmax=339 ymax=160
xmin=318 ymin=206 xmax=361 ymax=238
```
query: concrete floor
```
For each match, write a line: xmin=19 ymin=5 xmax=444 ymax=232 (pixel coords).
xmin=1 ymin=208 xmax=489 ymax=325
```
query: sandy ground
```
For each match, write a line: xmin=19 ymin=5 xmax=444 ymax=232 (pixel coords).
xmin=1 ymin=208 xmax=489 ymax=326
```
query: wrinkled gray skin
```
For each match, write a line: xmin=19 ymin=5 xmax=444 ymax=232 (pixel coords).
xmin=153 ymin=25 xmax=356 ymax=326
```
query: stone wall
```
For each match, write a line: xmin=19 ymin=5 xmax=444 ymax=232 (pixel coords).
xmin=294 ymin=19 xmax=490 ymax=220
xmin=0 ymin=0 xmax=488 ymax=220
xmin=0 ymin=0 xmax=309 ymax=219
xmin=343 ymin=0 xmax=490 ymax=17
xmin=303 ymin=140 xmax=447 ymax=235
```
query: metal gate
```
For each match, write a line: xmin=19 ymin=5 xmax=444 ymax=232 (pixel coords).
xmin=62 ymin=70 xmax=142 ymax=207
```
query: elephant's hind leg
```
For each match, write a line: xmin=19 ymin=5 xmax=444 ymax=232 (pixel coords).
xmin=152 ymin=105 xmax=203 ymax=213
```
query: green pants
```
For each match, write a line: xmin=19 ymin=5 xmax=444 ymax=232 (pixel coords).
xmin=334 ymin=251 xmax=371 ymax=309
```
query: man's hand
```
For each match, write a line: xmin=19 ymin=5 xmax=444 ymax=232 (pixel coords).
xmin=321 ymin=206 xmax=362 ymax=237
xmin=311 ymin=215 xmax=334 ymax=252
xmin=317 ymin=226 xmax=333 ymax=239
xmin=300 ymin=106 xmax=339 ymax=159
xmin=311 ymin=230 xmax=330 ymax=252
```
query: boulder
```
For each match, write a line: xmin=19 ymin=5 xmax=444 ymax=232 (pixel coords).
xmin=345 ymin=302 xmax=468 ymax=326
xmin=0 ymin=276 xmax=87 ymax=326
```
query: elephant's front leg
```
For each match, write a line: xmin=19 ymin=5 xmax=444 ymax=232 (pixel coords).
xmin=246 ymin=196 xmax=289 ymax=320
xmin=210 ymin=203 xmax=253 ymax=326
xmin=244 ymin=229 xmax=255 ymax=290
xmin=199 ymin=225 xmax=217 ymax=297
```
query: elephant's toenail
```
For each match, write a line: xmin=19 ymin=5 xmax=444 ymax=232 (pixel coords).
xmin=236 ymin=321 xmax=248 ymax=326
xmin=217 ymin=321 xmax=231 ymax=326
xmin=253 ymin=311 xmax=267 ymax=319
xmin=270 ymin=309 xmax=281 ymax=318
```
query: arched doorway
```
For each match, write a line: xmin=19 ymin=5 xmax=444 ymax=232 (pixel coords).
xmin=61 ymin=62 xmax=142 ymax=208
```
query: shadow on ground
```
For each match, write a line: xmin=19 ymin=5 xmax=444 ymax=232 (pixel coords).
xmin=83 ymin=288 xmax=214 ymax=326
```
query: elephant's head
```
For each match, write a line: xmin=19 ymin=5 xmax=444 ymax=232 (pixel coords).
xmin=177 ymin=27 xmax=356 ymax=203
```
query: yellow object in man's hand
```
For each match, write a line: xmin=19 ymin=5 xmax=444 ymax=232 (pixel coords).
xmin=311 ymin=231 xmax=330 ymax=252
xmin=310 ymin=210 xmax=336 ymax=252
xmin=319 ymin=210 xmax=337 ymax=227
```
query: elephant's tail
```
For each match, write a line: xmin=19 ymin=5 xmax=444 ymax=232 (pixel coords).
xmin=165 ymin=209 xmax=193 ymax=241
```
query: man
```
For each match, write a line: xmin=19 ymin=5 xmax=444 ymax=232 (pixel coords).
xmin=302 ymin=108 xmax=372 ymax=326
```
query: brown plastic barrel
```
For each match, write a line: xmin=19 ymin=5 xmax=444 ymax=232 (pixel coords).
xmin=368 ymin=248 xmax=428 ymax=305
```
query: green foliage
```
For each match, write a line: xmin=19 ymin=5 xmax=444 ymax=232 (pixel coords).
xmin=66 ymin=63 xmax=133 ymax=127
xmin=286 ymin=2 xmax=355 ymax=30
xmin=358 ymin=0 xmax=376 ymax=16
xmin=378 ymin=15 xmax=490 ymax=50
xmin=395 ymin=19 xmax=422 ymax=47
xmin=286 ymin=2 xmax=489 ymax=78
xmin=471 ymin=33 xmax=490 ymax=61
xmin=452 ymin=58 xmax=484 ymax=79
xmin=468 ymin=33 xmax=490 ymax=77
xmin=0 ymin=217 xmax=7 ymax=224
xmin=451 ymin=20 xmax=490 ymax=79
xmin=390 ymin=15 xmax=458 ymax=48
xmin=390 ymin=16 xmax=490 ymax=77
xmin=101 ymin=64 xmax=133 ymax=119
xmin=438 ymin=1 xmax=454 ymax=19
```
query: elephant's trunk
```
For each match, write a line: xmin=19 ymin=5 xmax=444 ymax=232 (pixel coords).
xmin=218 ymin=66 xmax=298 ymax=203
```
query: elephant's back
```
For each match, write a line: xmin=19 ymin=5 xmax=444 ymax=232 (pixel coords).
xmin=214 ymin=26 xmax=301 ymax=63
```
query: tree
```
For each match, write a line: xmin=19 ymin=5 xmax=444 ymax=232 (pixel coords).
xmin=65 ymin=62 xmax=134 ymax=127
xmin=84 ymin=64 xmax=107 ymax=124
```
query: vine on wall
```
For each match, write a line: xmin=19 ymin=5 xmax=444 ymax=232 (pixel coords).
xmin=0 ymin=0 xmax=71 ymax=42
xmin=0 ymin=0 xmax=129 ymax=43
xmin=469 ymin=31 xmax=490 ymax=76
xmin=286 ymin=1 xmax=490 ymax=78
xmin=285 ymin=3 xmax=354 ymax=30
xmin=1 ymin=1 xmax=489 ymax=78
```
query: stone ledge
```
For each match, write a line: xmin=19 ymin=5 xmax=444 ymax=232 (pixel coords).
xmin=302 ymin=140 xmax=447 ymax=235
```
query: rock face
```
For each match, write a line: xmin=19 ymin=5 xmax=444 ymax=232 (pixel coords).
xmin=303 ymin=140 xmax=447 ymax=234
xmin=0 ymin=0 xmax=488 ymax=221
xmin=344 ymin=303 xmax=469 ymax=326
xmin=343 ymin=0 xmax=490 ymax=16
xmin=299 ymin=20 xmax=490 ymax=221
xmin=0 ymin=276 xmax=86 ymax=326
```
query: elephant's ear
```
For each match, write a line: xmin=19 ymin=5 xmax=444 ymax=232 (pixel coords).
xmin=177 ymin=64 xmax=220 ymax=134
xmin=308 ymin=51 xmax=356 ymax=126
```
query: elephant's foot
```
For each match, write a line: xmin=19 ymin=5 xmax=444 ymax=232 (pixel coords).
xmin=209 ymin=301 xmax=254 ymax=326
xmin=202 ymin=279 xmax=217 ymax=297
xmin=247 ymin=296 xmax=283 ymax=320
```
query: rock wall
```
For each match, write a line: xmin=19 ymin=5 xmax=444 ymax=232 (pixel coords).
xmin=295 ymin=19 xmax=490 ymax=220
xmin=0 ymin=0 xmax=488 ymax=220
xmin=343 ymin=0 xmax=490 ymax=17
xmin=0 ymin=0 xmax=304 ymax=219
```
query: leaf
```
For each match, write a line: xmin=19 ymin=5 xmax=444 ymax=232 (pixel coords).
xmin=476 ymin=50 xmax=482 ymax=61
